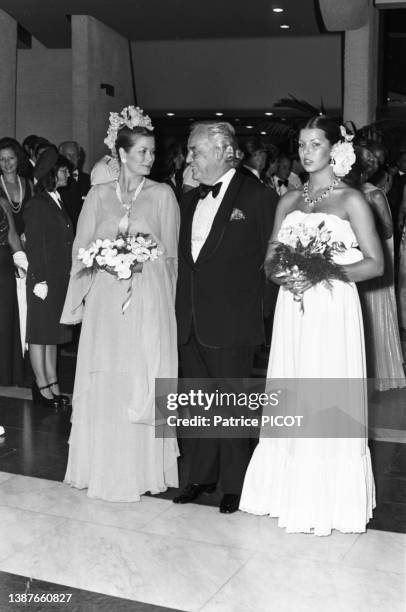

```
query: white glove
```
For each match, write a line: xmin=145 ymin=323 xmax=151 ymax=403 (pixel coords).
xmin=33 ymin=282 xmax=48 ymax=300
xmin=13 ymin=251 xmax=28 ymax=278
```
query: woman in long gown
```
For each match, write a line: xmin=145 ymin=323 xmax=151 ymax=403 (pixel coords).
xmin=397 ymin=184 xmax=406 ymax=335
xmin=61 ymin=109 xmax=179 ymax=502
xmin=240 ymin=116 xmax=384 ymax=535
xmin=356 ymin=147 xmax=405 ymax=390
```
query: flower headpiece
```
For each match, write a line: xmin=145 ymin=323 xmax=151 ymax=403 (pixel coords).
xmin=104 ymin=106 xmax=154 ymax=154
xmin=329 ymin=125 xmax=356 ymax=177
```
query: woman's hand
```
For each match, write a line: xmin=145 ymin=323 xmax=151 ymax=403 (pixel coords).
xmin=287 ymin=276 xmax=313 ymax=295
xmin=274 ymin=266 xmax=312 ymax=294
xmin=33 ymin=282 xmax=48 ymax=300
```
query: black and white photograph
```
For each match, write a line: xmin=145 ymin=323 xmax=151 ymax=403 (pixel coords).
xmin=0 ymin=1 xmax=405 ymax=611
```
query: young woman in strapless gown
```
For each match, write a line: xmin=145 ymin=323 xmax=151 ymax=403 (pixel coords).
xmin=240 ymin=116 xmax=384 ymax=535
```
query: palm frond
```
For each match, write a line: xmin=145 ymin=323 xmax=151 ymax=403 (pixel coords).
xmin=263 ymin=121 xmax=297 ymax=145
xmin=273 ymin=95 xmax=323 ymax=116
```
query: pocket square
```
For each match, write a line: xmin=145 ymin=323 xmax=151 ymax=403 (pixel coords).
xmin=230 ymin=208 xmax=246 ymax=221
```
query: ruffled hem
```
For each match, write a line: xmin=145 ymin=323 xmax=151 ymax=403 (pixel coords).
xmin=239 ymin=440 xmax=375 ymax=536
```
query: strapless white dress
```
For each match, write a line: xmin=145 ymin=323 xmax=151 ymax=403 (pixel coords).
xmin=240 ymin=211 xmax=375 ymax=535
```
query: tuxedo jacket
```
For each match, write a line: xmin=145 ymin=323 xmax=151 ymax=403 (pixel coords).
xmin=176 ymin=172 xmax=277 ymax=348
xmin=59 ymin=171 xmax=91 ymax=232
xmin=238 ymin=164 xmax=262 ymax=182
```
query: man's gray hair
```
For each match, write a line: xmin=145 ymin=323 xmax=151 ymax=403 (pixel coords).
xmin=58 ymin=140 xmax=80 ymax=154
xmin=191 ymin=121 xmax=237 ymax=151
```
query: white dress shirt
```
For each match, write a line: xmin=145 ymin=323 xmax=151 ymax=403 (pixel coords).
xmin=191 ymin=168 xmax=236 ymax=261
xmin=48 ymin=190 xmax=62 ymax=209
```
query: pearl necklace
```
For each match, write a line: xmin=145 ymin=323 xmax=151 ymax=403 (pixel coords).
xmin=302 ymin=179 xmax=339 ymax=210
xmin=1 ymin=175 xmax=23 ymax=214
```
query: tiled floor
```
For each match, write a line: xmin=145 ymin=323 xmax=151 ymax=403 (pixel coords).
xmin=0 ymin=381 xmax=405 ymax=611
xmin=0 ymin=473 xmax=404 ymax=612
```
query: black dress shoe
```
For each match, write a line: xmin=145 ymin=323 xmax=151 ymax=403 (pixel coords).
xmin=49 ymin=381 xmax=70 ymax=407
xmin=219 ymin=494 xmax=240 ymax=514
xmin=173 ymin=483 xmax=216 ymax=504
xmin=31 ymin=382 xmax=59 ymax=409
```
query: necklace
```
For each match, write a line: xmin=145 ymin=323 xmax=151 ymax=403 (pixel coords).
xmin=1 ymin=175 xmax=23 ymax=214
xmin=116 ymin=177 xmax=146 ymax=234
xmin=116 ymin=178 xmax=145 ymax=212
xmin=302 ymin=179 xmax=339 ymax=210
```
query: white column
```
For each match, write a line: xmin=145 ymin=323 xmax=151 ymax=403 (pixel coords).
xmin=0 ymin=9 xmax=17 ymax=136
xmin=343 ymin=5 xmax=379 ymax=128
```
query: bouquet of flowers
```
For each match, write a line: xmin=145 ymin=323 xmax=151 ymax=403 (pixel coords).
xmin=265 ymin=221 xmax=348 ymax=313
xmin=78 ymin=233 xmax=162 ymax=312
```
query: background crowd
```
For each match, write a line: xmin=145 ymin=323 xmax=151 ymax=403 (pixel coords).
xmin=0 ymin=125 xmax=405 ymax=401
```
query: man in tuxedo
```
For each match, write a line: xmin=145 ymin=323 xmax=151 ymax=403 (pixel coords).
xmin=174 ymin=122 xmax=277 ymax=513
xmin=58 ymin=141 xmax=91 ymax=232
xmin=272 ymin=154 xmax=302 ymax=196
xmin=238 ymin=135 xmax=267 ymax=182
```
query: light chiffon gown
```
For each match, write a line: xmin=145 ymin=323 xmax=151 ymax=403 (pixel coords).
xmin=240 ymin=210 xmax=375 ymax=536
xmin=398 ymin=227 xmax=406 ymax=332
xmin=61 ymin=179 xmax=179 ymax=502
xmin=358 ymin=183 xmax=405 ymax=390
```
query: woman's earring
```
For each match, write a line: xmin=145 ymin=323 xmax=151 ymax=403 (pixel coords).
xmin=121 ymin=157 xmax=127 ymax=164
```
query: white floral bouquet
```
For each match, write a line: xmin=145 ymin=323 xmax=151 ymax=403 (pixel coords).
xmin=78 ymin=233 xmax=161 ymax=280
xmin=265 ymin=221 xmax=348 ymax=312
xmin=78 ymin=233 xmax=162 ymax=312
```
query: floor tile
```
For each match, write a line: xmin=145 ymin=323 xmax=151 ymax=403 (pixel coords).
xmin=0 ymin=473 xmax=174 ymax=530
xmin=142 ymin=502 xmax=360 ymax=564
xmin=200 ymin=552 xmax=405 ymax=612
xmin=0 ymin=517 xmax=252 ymax=611
xmin=0 ymin=471 xmax=13 ymax=484
xmin=340 ymin=529 xmax=406 ymax=575
xmin=0 ymin=506 xmax=66 ymax=563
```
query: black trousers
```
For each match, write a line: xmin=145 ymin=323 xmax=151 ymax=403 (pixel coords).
xmin=179 ymin=333 xmax=255 ymax=494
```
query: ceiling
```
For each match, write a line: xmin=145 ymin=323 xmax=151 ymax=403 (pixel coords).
xmin=1 ymin=0 xmax=326 ymax=48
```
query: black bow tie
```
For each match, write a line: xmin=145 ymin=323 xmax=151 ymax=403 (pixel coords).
xmin=277 ymin=179 xmax=289 ymax=188
xmin=198 ymin=182 xmax=222 ymax=200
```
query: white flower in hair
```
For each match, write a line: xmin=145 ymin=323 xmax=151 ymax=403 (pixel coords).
xmin=104 ymin=105 xmax=154 ymax=154
xmin=339 ymin=125 xmax=354 ymax=143
xmin=330 ymin=125 xmax=356 ymax=177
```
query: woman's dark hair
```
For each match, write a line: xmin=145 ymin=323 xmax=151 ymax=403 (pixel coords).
xmin=34 ymin=154 xmax=68 ymax=194
xmin=0 ymin=137 xmax=24 ymax=173
xmin=303 ymin=116 xmax=341 ymax=146
xmin=114 ymin=126 xmax=154 ymax=158
xmin=56 ymin=154 xmax=70 ymax=171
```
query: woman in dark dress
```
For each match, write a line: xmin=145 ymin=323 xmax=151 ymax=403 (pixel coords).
xmin=0 ymin=138 xmax=33 ymax=237
xmin=24 ymin=148 xmax=73 ymax=407
xmin=0 ymin=198 xmax=27 ymax=385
